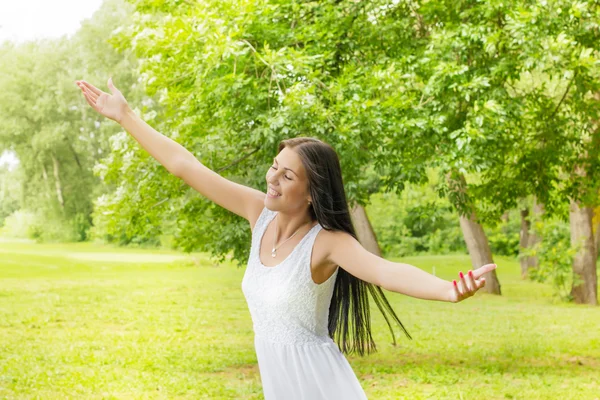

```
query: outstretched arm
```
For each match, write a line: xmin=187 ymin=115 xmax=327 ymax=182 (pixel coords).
xmin=325 ymin=230 xmax=496 ymax=303
xmin=379 ymin=260 xmax=495 ymax=303
xmin=77 ymin=78 xmax=190 ymax=175
xmin=76 ymin=78 xmax=265 ymax=224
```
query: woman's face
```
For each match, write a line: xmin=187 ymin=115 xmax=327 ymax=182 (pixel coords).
xmin=265 ymin=147 xmax=311 ymax=212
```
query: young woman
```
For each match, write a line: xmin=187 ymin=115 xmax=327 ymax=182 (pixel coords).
xmin=76 ymin=78 xmax=497 ymax=399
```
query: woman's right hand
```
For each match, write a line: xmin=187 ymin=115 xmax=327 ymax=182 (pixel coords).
xmin=75 ymin=77 xmax=130 ymax=124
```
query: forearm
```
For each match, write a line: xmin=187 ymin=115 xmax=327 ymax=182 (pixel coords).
xmin=379 ymin=259 xmax=452 ymax=302
xmin=119 ymin=107 xmax=195 ymax=176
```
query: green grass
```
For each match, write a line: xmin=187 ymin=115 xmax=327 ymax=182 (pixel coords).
xmin=1 ymin=240 xmax=598 ymax=399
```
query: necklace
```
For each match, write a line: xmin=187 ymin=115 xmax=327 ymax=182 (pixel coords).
xmin=271 ymin=214 xmax=308 ymax=258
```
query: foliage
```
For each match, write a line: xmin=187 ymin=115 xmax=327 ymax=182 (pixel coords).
xmin=485 ymin=209 xmax=521 ymax=258
xmin=91 ymin=0 xmax=600 ymax=267
xmin=0 ymin=164 xmax=22 ymax=227
xmin=524 ymin=217 xmax=581 ymax=302
xmin=368 ymin=171 xmax=466 ymax=257
xmin=0 ymin=208 xmax=90 ymax=242
xmin=0 ymin=210 xmax=36 ymax=239
xmin=418 ymin=0 xmax=600 ymax=221
xmin=0 ymin=0 xmax=138 ymax=242
xmin=92 ymin=0 xmax=434 ymax=264
xmin=2 ymin=0 xmax=599 ymax=276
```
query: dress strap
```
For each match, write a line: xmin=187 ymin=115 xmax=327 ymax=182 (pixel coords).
xmin=293 ymin=223 xmax=322 ymax=264
xmin=252 ymin=207 xmax=275 ymax=250
xmin=253 ymin=207 xmax=275 ymax=234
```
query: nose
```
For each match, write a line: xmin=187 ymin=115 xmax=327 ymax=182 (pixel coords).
xmin=268 ymin=170 xmax=284 ymax=185
xmin=268 ymin=177 xmax=280 ymax=187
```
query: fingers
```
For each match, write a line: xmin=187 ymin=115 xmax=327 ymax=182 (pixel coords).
xmin=466 ymin=270 xmax=477 ymax=292
xmin=82 ymin=85 xmax=98 ymax=102
xmin=472 ymin=263 xmax=497 ymax=279
xmin=460 ymin=271 xmax=475 ymax=297
xmin=107 ymin=76 xmax=120 ymax=94
xmin=481 ymin=263 xmax=497 ymax=273
xmin=76 ymin=80 xmax=98 ymax=101
xmin=77 ymin=80 xmax=103 ymax=96
xmin=459 ymin=271 xmax=469 ymax=294
xmin=83 ymin=90 xmax=97 ymax=110
xmin=454 ymin=270 xmax=480 ymax=302
xmin=452 ymin=279 xmax=461 ymax=301
xmin=78 ymin=84 xmax=98 ymax=110
xmin=80 ymin=83 xmax=96 ymax=102
xmin=453 ymin=267 xmax=489 ymax=303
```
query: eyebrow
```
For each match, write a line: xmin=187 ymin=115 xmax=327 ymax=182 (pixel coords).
xmin=273 ymin=157 xmax=297 ymax=176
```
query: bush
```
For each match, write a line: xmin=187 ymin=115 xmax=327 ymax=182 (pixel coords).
xmin=367 ymin=180 xmax=466 ymax=258
xmin=0 ymin=209 xmax=88 ymax=243
xmin=524 ymin=218 xmax=578 ymax=302
xmin=0 ymin=210 xmax=37 ymax=238
xmin=485 ymin=210 xmax=521 ymax=257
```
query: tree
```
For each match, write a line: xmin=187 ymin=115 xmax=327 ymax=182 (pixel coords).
xmin=0 ymin=0 xmax=138 ymax=241
xmin=96 ymin=0 xmax=432 ymax=263
xmin=408 ymin=0 xmax=600 ymax=303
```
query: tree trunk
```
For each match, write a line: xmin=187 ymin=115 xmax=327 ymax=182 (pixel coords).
xmin=446 ymin=170 xmax=501 ymax=295
xmin=527 ymin=198 xmax=543 ymax=270
xmin=67 ymin=141 xmax=82 ymax=170
xmin=51 ymin=153 xmax=64 ymax=209
xmin=459 ymin=211 xmax=502 ymax=295
xmin=520 ymin=198 xmax=544 ymax=279
xmin=519 ymin=208 xmax=530 ymax=279
xmin=350 ymin=203 xmax=381 ymax=256
xmin=569 ymin=200 xmax=598 ymax=305
xmin=41 ymin=163 xmax=51 ymax=200
xmin=595 ymin=222 xmax=600 ymax=261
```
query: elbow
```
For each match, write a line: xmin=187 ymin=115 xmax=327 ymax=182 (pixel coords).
xmin=377 ymin=261 xmax=391 ymax=291
xmin=169 ymin=158 xmax=188 ymax=178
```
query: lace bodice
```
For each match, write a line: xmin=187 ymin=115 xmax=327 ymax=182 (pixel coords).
xmin=241 ymin=206 xmax=339 ymax=346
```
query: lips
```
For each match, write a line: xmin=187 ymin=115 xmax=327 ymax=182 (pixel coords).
xmin=268 ymin=187 xmax=281 ymax=197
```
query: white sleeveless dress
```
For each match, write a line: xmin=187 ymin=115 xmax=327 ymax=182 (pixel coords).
xmin=241 ymin=206 xmax=368 ymax=400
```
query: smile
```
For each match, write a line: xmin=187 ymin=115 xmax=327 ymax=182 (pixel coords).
xmin=268 ymin=187 xmax=281 ymax=197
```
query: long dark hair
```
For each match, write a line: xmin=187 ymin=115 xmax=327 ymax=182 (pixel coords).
xmin=278 ymin=137 xmax=412 ymax=356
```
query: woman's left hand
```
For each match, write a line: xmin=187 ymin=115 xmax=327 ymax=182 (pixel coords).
xmin=448 ymin=263 xmax=497 ymax=303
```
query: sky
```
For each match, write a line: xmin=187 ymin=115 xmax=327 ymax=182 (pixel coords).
xmin=0 ymin=0 xmax=104 ymax=169
xmin=0 ymin=0 xmax=104 ymax=44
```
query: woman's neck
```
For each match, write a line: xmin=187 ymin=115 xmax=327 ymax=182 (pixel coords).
xmin=274 ymin=210 xmax=315 ymax=240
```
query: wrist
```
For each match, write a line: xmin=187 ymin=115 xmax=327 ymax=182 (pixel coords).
xmin=445 ymin=281 xmax=455 ymax=303
xmin=118 ymin=106 xmax=136 ymax=125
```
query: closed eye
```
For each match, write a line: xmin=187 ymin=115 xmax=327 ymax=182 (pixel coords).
xmin=270 ymin=166 xmax=292 ymax=180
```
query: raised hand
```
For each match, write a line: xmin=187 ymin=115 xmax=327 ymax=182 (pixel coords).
xmin=75 ymin=77 xmax=130 ymax=123
xmin=448 ymin=263 xmax=497 ymax=303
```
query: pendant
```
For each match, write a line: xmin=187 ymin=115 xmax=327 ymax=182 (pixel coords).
xmin=271 ymin=249 xmax=276 ymax=258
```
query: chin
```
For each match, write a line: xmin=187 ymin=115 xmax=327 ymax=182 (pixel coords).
xmin=264 ymin=197 xmax=276 ymax=209
xmin=265 ymin=197 xmax=285 ymax=211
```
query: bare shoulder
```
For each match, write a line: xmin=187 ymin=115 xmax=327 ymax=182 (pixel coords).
xmin=319 ymin=228 xmax=352 ymax=244
xmin=315 ymin=228 xmax=384 ymax=287
xmin=313 ymin=228 xmax=350 ymax=268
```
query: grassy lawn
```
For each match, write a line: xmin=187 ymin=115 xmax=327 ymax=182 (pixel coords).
xmin=1 ymin=240 xmax=598 ymax=399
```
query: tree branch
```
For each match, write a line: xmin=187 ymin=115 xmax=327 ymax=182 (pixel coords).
xmin=552 ymin=71 xmax=577 ymax=118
